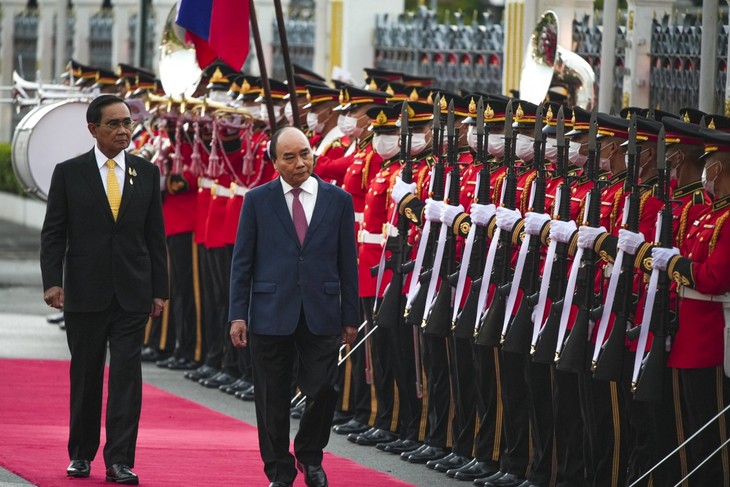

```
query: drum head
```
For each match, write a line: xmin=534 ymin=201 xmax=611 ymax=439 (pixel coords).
xmin=12 ymin=100 xmax=94 ymax=200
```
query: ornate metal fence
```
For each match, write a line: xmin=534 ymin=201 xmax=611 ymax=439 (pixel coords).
xmin=271 ymin=11 xmax=315 ymax=81
xmin=374 ymin=7 xmax=504 ymax=95
xmin=572 ymin=13 xmax=626 ymax=115
xmin=649 ymin=13 xmax=728 ymax=116
xmin=89 ymin=7 xmax=113 ymax=69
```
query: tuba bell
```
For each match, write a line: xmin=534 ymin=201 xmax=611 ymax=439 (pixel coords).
xmin=158 ymin=4 xmax=202 ymax=97
xmin=519 ymin=10 xmax=596 ymax=110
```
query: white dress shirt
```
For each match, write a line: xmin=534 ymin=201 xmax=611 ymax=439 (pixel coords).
xmin=280 ymin=176 xmax=318 ymax=224
xmin=94 ymin=146 xmax=126 ymax=196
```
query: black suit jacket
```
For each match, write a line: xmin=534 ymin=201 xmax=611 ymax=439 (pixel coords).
xmin=41 ymin=148 xmax=168 ymax=313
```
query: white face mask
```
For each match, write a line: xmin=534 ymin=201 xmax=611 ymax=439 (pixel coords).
xmin=259 ymin=104 xmax=282 ymax=126
xmin=488 ymin=133 xmax=505 ymax=158
xmin=599 ymin=143 xmax=616 ymax=172
xmin=568 ymin=141 xmax=588 ymax=167
xmin=411 ymin=132 xmax=428 ymax=155
xmin=284 ymin=102 xmax=294 ymax=126
xmin=702 ymin=161 xmax=719 ymax=196
xmin=515 ymin=134 xmax=534 ymax=162
xmin=543 ymin=139 xmax=558 ymax=163
xmin=373 ymin=134 xmax=400 ymax=160
xmin=338 ymin=114 xmax=361 ymax=137
xmin=306 ymin=112 xmax=324 ymax=134
xmin=208 ymin=90 xmax=230 ymax=103
xmin=467 ymin=126 xmax=478 ymax=152
xmin=667 ymin=150 xmax=681 ymax=180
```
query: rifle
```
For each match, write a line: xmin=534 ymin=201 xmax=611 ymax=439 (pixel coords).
xmin=502 ymin=104 xmax=547 ymax=353
xmin=372 ymin=102 xmax=413 ymax=330
xmin=634 ymin=126 xmax=672 ymax=402
xmin=423 ymin=100 xmax=460 ymax=336
xmin=453 ymin=97 xmax=491 ymax=338
xmin=532 ymin=107 xmax=570 ymax=361
xmin=593 ymin=116 xmax=641 ymax=381
xmin=404 ymin=96 xmax=445 ymax=327
xmin=475 ymin=101 xmax=518 ymax=346
xmin=555 ymin=107 xmax=601 ymax=372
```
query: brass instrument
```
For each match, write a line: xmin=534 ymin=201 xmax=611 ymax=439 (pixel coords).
xmin=158 ymin=4 xmax=202 ymax=98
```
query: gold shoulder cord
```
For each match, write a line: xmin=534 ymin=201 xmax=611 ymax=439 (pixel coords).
xmin=610 ymin=188 xmax=624 ymax=230
xmin=416 ymin=164 xmax=429 ymax=199
xmin=639 ymin=191 xmax=652 ymax=219
xmin=709 ymin=210 xmax=730 ymax=256
xmin=362 ymin=150 xmax=374 ymax=189
xmin=677 ymin=201 xmax=693 ymax=249
xmin=520 ymin=172 xmax=538 ymax=214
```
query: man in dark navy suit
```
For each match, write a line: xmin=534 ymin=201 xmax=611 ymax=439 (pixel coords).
xmin=229 ymin=126 xmax=359 ymax=487
xmin=41 ymin=95 xmax=168 ymax=485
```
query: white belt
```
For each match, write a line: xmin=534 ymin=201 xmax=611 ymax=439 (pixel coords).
xmin=199 ymin=177 xmax=214 ymax=189
xmin=680 ymin=287 xmax=730 ymax=377
xmin=358 ymin=230 xmax=384 ymax=245
xmin=383 ymin=223 xmax=399 ymax=238
xmin=354 ymin=212 xmax=364 ymax=223
xmin=234 ymin=185 xmax=248 ymax=197
xmin=212 ymin=185 xmax=232 ymax=198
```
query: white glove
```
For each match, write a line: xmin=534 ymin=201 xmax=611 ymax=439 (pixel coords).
xmin=424 ymin=199 xmax=447 ymax=223
xmin=524 ymin=212 xmax=551 ymax=236
xmin=441 ymin=204 xmax=465 ymax=226
xmin=496 ymin=206 xmax=522 ymax=232
xmin=391 ymin=176 xmax=416 ymax=203
xmin=550 ymin=220 xmax=577 ymax=244
xmin=617 ymin=229 xmax=645 ymax=255
xmin=577 ymin=225 xmax=607 ymax=250
xmin=651 ymin=247 xmax=680 ymax=271
xmin=470 ymin=203 xmax=496 ymax=227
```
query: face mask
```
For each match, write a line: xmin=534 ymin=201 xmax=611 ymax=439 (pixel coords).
xmin=306 ymin=112 xmax=324 ymax=134
xmin=338 ymin=114 xmax=359 ymax=137
xmin=411 ymin=132 xmax=428 ymax=155
xmin=467 ymin=126 xmax=478 ymax=152
xmin=373 ymin=134 xmax=400 ymax=159
xmin=543 ymin=139 xmax=558 ymax=163
xmin=515 ymin=134 xmax=534 ymax=162
xmin=667 ymin=150 xmax=682 ymax=180
xmin=488 ymin=133 xmax=505 ymax=157
xmin=259 ymin=105 xmax=282 ymax=125
xmin=284 ymin=102 xmax=294 ymax=126
xmin=599 ymin=143 xmax=616 ymax=172
xmin=702 ymin=161 xmax=719 ymax=195
xmin=568 ymin=141 xmax=588 ymax=167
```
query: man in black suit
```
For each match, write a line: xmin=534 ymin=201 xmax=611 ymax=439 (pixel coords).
xmin=229 ymin=127 xmax=359 ymax=487
xmin=40 ymin=95 xmax=168 ymax=485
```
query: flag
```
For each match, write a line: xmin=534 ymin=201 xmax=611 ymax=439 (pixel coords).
xmin=176 ymin=0 xmax=250 ymax=71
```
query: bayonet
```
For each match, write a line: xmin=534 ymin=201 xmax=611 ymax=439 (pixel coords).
xmin=504 ymin=100 xmax=514 ymax=140
xmin=628 ymin=115 xmax=637 ymax=157
xmin=476 ymin=97 xmax=485 ymax=137
xmin=657 ymin=126 xmax=666 ymax=170
xmin=588 ymin=107 xmax=598 ymax=153
xmin=534 ymin=104 xmax=544 ymax=143
xmin=447 ymin=100 xmax=455 ymax=138
xmin=556 ymin=106 xmax=565 ymax=148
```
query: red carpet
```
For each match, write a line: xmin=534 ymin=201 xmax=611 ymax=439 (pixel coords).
xmin=0 ymin=358 xmax=414 ymax=486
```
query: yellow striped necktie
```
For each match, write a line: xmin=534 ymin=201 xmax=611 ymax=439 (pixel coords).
xmin=106 ymin=159 xmax=121 ymax=221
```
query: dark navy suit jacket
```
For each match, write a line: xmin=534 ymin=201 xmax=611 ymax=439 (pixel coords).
xmin=228 ymin=175 xmax=359 ymax=335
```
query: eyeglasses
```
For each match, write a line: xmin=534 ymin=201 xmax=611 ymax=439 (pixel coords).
xmin=95 ymin=118 xmax=135 ymax=130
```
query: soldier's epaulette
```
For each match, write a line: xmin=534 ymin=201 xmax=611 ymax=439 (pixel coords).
xmin=331 ymin=140 xmax=342 ymax=149
xmin=381 ymin=156 xmax=400 ymax=169
xmin=595 ymin=233 xmax=617 ymax=263
xmin=453 ymin=213 xmax=471 ymax=238
xmin=489 ymin=158 xmax=502 ymax=172
xmin=668 ymin=255 xmax=693 ymax=288
xmin=424 ymin=155 xmax=436 ymax=167
xmin=512 ymin=219 xmax=526 ymax=246
xmin=692 ymin=190 xmax=706 ymax=205
xmin=634 ymin=242 xmax=655 ymax=274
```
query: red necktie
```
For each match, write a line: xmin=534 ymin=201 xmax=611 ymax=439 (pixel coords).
xmin=291 ymin=188 xmax=308 ymax=245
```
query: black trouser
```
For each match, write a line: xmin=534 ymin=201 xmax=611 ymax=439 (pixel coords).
xmin=339 ymin=298 xmax=376 ymax=426
xmin=144 ymin=308 xmax=174 ymax=354
xmin=450 ymin=335 xmax=478 ymax=458
xmin=249 ymin=314 xmax=339 ymax=484
xmin=552 ymin=368 xmax=586 ymax=487
xmin=422 ymin=333 xmax=451 ymax=448
xmin=499 ymin=350 xmax=530 ymax=477
xmin=167 ymin=232 xmax=201 ymax=362
xmin=473 ymin=344 xmax=502 ymax=470
xmin=203 ymin=246 xmax=238 ymax=375
xmin=365 ymin=297 xmax=396 ymax=431
xmin=198 ymin=245 xmax=218 ymax=368
xmin=65 ymin=299 xmax=147 ymax=467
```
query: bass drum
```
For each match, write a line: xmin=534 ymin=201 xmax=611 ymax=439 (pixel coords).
xmin=11 ymin=99 xmax=94 ymax=201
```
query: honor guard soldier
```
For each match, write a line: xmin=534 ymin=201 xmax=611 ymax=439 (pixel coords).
xmin=302 ymin=85 xmax=341 ymax=155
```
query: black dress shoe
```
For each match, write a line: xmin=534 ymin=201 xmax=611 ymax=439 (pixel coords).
xmin=296 ymin=461 xmax=327 ymax=487
xmin=105 ymin=464 xmax=139 ymax=485
xmin=333 ymin=419 xmax=369 ymax=435
xmin=475 ymin=471 xmax=506 ymax=486
xmin=221 ymin=378 xmax=252 ymax=394
xmin=155 ymin=355 xmax=176 ymax=368
xmin=184 ymin=364 xmax=218 ymax=381
xmin=426 ymin=452 xmax=455 ymax=470
xmin=66 ymin=459 xmax=90 ymax=478
xmin=429 ymin=453 xmax=470 ymax=472
xmin=236 ymin=385 xmax=255 ymax=401
xmin=401 ymin=443 xmax=429 ymax=459
xmin=452 ymin=460 xmax=498 ymax=480
xmin=141 ymin=347 xmax=166 ymax=363
xmin=515 ymin=481 xmax=538 ymax=487
xmin=269 ymin=482 xmax=292 ymax=487
xmin=379 ymin=439 xmax=422 ymax=454
xmin=200 ymin=371 xmax=237 ymax=388
xmin=290 ymin=402 xmax=305 ymax=419
xmin=404 ymin=445 xmax=448 ymax=464
xmin=347 ymin=427 xmax=398 ymax=446
xmin=167 ymin=357 xmax=199 ymax=370
xmin=332 ymin=410 xmax=353 ymax=426
xmin=483 ymin=473 xmax=525 ymax=487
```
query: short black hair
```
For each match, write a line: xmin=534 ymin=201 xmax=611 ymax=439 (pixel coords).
xmin=86 ymin=95 xmax=130 ymax=124
xmin=268 ymin=126 xmax=307 ymax=160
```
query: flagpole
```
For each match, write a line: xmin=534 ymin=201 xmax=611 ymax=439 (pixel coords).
xmin=273 ymin=0 xmax=302 ymax=129
xmin=249 ymin=0 xmax=278 ymax=130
